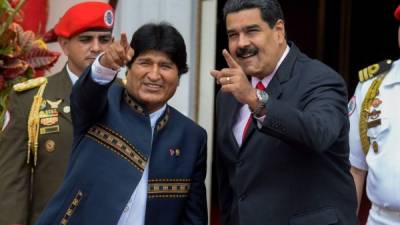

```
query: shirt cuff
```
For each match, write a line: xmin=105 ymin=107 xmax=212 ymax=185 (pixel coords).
xmin=349 ymin=153 xmax=368 ymax=171
xmin=254 ymin=114 xmax=266 ymax=129
xmin=91 ymin=53 xmax=118 ymax=85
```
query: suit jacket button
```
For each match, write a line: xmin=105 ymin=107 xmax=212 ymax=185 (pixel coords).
xmin=239 ymin=194 xmax=247 ymax=201
xmin=237 ymin=160 xmax=243 ymax=167
xmin=124 ymin=206 xmax=129 ymax=212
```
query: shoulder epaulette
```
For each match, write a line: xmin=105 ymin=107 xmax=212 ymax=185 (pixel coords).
xmin=358 ymin=59 xmax=392 ymax=82
xmin=13 ymin=77 xmax=48 ymax=92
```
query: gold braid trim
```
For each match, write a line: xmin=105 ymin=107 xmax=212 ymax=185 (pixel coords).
xmin=27 ymin=79 xmax=48 ymax=166
xmin=359 ymin=75 xmax=385 ymax=155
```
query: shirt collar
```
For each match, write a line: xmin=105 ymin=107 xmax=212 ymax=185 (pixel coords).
xmin=383 ymin=59 xmax=400 ymax=86
xmin=149 ymin=104 xmax=167 ymax=130
xmin=66 ymin=64 xmax=79 ymax=85
xmin=252 ymin=45 xmax=290 ymax=87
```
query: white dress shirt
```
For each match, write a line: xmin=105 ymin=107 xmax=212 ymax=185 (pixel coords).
xmin=117 ymin=105 xmax=165 ymax=225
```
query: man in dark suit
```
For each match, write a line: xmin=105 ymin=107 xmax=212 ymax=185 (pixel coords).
xmin=35 ymin=23 xmax=207 ymax=225
xmin=211 ymin=0 xmax=358 ymax=224
xmin=0 ymin=2 xmax=114 ymax=225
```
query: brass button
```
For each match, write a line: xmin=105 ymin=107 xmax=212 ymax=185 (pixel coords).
xmin=372 ymin=141 xmax=379 ymax=153
xmin=63 ymin=106 xmax=71 ymax=114
xmin=40 ymin=101 xmax=47 ymax=110
xmin=45 ymin=139 xmax=56 ymax=152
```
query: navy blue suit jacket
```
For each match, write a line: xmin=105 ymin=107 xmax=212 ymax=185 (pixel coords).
xmin=215 ymin=43 xmax=358 ymax=225
xmin=35 ymin=69 xmax=208 ymax=225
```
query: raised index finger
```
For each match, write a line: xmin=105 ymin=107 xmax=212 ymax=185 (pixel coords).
xmin=120 ymin=32 xmax=134 ymax=61
xmin=120 ymin=33 xmax=129 ymax=50
xmin=222 ymin=49 xmax=240 ymax=69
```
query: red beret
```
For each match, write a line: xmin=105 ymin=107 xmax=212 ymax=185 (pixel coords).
xmin=394 ymin=5 xmax=400 ymax=21
xmin=54 ymin=2 xmax=114 ymax=38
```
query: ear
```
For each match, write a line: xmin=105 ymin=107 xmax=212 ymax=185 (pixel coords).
xmin=274 ymin=19 xmax=286 ymax=44
xmin=398 ymin=26 xmax=400 ymax=48
xmin=57 ymin=37 xmax=70 ymax=55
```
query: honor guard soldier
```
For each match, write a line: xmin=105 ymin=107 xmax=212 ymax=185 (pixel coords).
xmin=349 ymin=5 xmax=400 ymax=225
xmin=0 ymin=2 xmax=114 ymax=225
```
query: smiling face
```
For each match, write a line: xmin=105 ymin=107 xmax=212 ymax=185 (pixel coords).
xmin=58 ymin=31 xmax=112 ymax=75
xmin=226 ymin=8 xmax=286 ymax=79
xmin=126 ymin=50 xmax=179 ymax=113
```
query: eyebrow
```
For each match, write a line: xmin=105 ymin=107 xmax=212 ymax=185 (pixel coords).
xmin=137 ymin=57 xmax=174 ymax=64
xmin=244 ymin=24 xmax=261 ymax=30
xmin=77 ymin=32 xmax=112 ymax=37
xmin=227 ymin=24 xmax=260 ymax=34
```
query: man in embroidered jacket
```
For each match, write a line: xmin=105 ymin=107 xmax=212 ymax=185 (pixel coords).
xmin=35 ymin=23 xmax=208 ymax=225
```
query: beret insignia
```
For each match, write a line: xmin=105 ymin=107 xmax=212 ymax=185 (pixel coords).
xmin=104 ymin=10 xmax=114 ymax=27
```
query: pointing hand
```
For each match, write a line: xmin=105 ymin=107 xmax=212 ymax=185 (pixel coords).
xmin=100 ymin=33 xmax=135 ymax=71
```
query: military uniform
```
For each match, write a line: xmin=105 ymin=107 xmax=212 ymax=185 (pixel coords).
xmin=349 ymin=59 xmax=400 ymax=223
xmin=0 ymin=2 xmax=115 ymax=224
xmin=0 ymin=68 xmax=73 ymax=225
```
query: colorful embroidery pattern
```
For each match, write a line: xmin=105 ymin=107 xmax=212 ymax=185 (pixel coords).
xmin=87 ymin=124 xmax=147 ymax=172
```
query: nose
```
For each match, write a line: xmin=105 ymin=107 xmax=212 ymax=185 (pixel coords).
xmin=90 ymin=39 xmax=101 ymax=53
xmin=147 ymin=65 xmax=161 ymax=81
xmin=238 ymin=33 xmax=251 ymax=48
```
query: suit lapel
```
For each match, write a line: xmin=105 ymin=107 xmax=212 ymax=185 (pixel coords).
xmin=241 ymin=78 xmax=283 ymax=148
xmin=240 ymin=42 xmax=300 ymax=148
xmin=224 ymin=93 xmax=241 ymax=151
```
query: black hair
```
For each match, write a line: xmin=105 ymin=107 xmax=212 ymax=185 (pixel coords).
xmin=223 ymin=0 xmax=285 ymax=28
xmin=127 ymin=22 xmax=188 ymax=75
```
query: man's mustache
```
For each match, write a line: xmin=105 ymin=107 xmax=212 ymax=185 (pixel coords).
xmin=236 ymin=47 xmax=259 ymax=58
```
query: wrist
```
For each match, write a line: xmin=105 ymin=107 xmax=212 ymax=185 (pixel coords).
xmin=98 ymin=53 xmax=108 ymax=68
xmin=247 ymin=89 xmax=259 ymax=111
xmin=251 ymin=89 xmax=269 ymax=117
